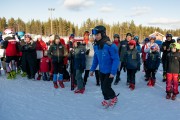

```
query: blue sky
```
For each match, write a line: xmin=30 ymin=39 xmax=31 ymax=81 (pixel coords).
xmin=1 ymin=0 xmax=180 ymax=30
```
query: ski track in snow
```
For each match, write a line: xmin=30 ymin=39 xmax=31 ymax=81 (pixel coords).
xmin=1 ymin=65 xmax=180 ymax=120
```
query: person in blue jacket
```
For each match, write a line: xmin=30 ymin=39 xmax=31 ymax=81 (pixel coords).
xmin=124 ymin=40 xmax=141 ymax=90
xmin=90 ymin=25 xmax=120 ymax=108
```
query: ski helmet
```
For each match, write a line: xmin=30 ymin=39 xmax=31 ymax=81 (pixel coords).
xmin=144 ymin=38 xmax=149 ymax=42
xmin=166 ymin=33 xmax=173 ymax=38
xmin=126 ymin=33 xmax=132 ymax=37
xmin=4 ymin=29 xmax=12 ymax=34
xmin=113 ymin=34 xmax=120 ymax=38
xmin=149 ymin=35 xmax=156 ymax=40
xmin=134 ymin=36 xmax=139 ymax=42
xmin=92 ymin=25 xmax=106 ymax=36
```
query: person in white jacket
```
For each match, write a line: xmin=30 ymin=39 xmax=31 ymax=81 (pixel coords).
xmin=84 ymin=34 xmax=100 ymax=86
xmin=144 ymin=35 xmax=160 ymax=59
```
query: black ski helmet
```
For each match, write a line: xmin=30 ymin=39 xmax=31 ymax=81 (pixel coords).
xmin=166 ymin=33 xmax=173 ymax=38
xmin=113 ymin=34 xmax=120 ymax=38
xmin=92 ymin=25 xmax=106 ymax=36
xmin=126 ymin=33 xmax=132 ymax=37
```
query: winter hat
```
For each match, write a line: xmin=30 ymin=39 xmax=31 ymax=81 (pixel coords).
xmin=37 ymin=35 xmax=42 ymax=39
xmin=69 ymin=34 xmax=75 ymax=40
xmin=128 ymin=40 xmax=136 ymax=47
xmin=54 ymin=35 xmax=60 ymax=40
xmin=113 ymin=34 xmax=120 ymax=38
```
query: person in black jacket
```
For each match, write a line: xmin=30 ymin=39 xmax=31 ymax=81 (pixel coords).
xmin=48 ymin=35 xmax=68 ymax=89
xmin=165 ymin=43 xmax=180 ymax=100
xmin=20 ymin=34 xmax=37 ymax=79
xmin=124 ymin=40 xmax=140 ymax=90
xmin=161 ymin=34 xmax=175 ymax=82
xmin=146 ymin=46 xmax=160 ymax=87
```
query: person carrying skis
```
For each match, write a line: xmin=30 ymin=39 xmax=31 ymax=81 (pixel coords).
xmin=124 ymin=40 xmax=141 ymax=90
xmin=165 ymin=43 xmax=180 ymax=100
xmin=90 ymin=25 xmax=119 ymax=108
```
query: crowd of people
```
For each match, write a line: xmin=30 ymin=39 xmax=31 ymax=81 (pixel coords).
xmin=0 ymin=25 xmax=180 ymax=108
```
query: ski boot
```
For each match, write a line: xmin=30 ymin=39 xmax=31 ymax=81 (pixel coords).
xmin=58 ymin=81 xmax=65 ymax=88
xmin=109 ymin=96 xmax=118 ymax=108
xmin=129 ymin=83 xmax=135 ymax=90
xmin=53 ymin=82 xmax=58 ymax=89
xmin=74 ymin=88 xmax=85 ymax=94
xmin=171 ymin=94 xmax=177 ymax=100
xmin=7 ymin=72 xmax=12 ymax=79
xmin=11 ymin=70 xmax=16 ymax=79
xmin=166 ymin=93 xmax=171 ymax=99
xmin=102 ymin=100 xmax=110 ymax=108
xmin=21 ymin=72 xmax=27 ymax=77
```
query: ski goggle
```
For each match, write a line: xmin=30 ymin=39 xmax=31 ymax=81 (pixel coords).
xmin=92 ymin=28 xmax=100 ymax=35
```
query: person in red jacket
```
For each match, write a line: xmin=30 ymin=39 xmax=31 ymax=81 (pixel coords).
xmin=3 ymin=29 xmax=18 ymax=79
xmin=141 ymin=38 xmax=149 ymax=81
xmin=36 ymin=35 xmax=48 ymax=80
xmin=39 ymin=50 xmax=51 ymax=81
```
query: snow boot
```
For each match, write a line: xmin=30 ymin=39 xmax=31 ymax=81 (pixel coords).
xmin=53 ymin=82 xmax=58 ymax=89
xmin=147 ymin=79 xmax=152 ymax=87
xmin=58 ymin=81 xmax=65 ymax=88
xmin=37 ymin=74 xmax=42 ymax=80
xmin=74 ymin=88 xmax=85 ymax=94
xmin=171 ymin=94 xmax=177 ymax=100
xmin=129 ymin=84 xmax=135 ymax=90
xmin=166 ymin=93 xmax=171 ymax=99
xmin=151 ymin=79 xmax=156 ymax=86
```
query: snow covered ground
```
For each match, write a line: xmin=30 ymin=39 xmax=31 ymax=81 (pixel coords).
xmin=1 ymin=65 xmax=180 ymax=120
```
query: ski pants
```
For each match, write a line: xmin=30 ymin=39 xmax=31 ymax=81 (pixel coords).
xmin=127 ymin=69 xmax=137 ymax=84
xmin=166 ymin=73 xmax=179 ymax=95
xmin=99 ymin=72 xmax=116 ymax=100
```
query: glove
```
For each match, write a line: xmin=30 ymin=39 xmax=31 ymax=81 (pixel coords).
xmin=86 ymin=49 xmax=90 ymax=55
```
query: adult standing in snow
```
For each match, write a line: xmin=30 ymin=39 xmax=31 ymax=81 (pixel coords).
xmin=161 ymin=34 xmax=175 ymax=82
xmin=36 ymin=35 xmax=48 ymax=80
xmin=113 ymin=34 xmax=121 ymax=85
xmin=20 ymin=34 xmax=37 ymax=79
xmin=90 ymin=25 xmax=119 ymax=108
xmin=84 ymin=33 xmax=100 ymax=86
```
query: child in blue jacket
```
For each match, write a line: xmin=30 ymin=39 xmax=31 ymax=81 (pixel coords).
xmin=124 ymin=40 xmax=141 ymax=90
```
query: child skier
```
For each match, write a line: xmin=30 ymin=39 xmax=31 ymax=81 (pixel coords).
xmin=3 ymin=29 xmax=19 ymax=79
xmin=124 ymin=40 xmax=140 ymax=90
xmin=165 ymin=43 xmax=180 ymax=100
xmin=146 ymin=45 xmax=160 ymax=87
xmin=73 ymin=41 xmax=86 ymax=94
xmin=48 ymin=35 xmax=68 ymax=88
xmin=39 ymin=50 xmax=51 ymax=81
